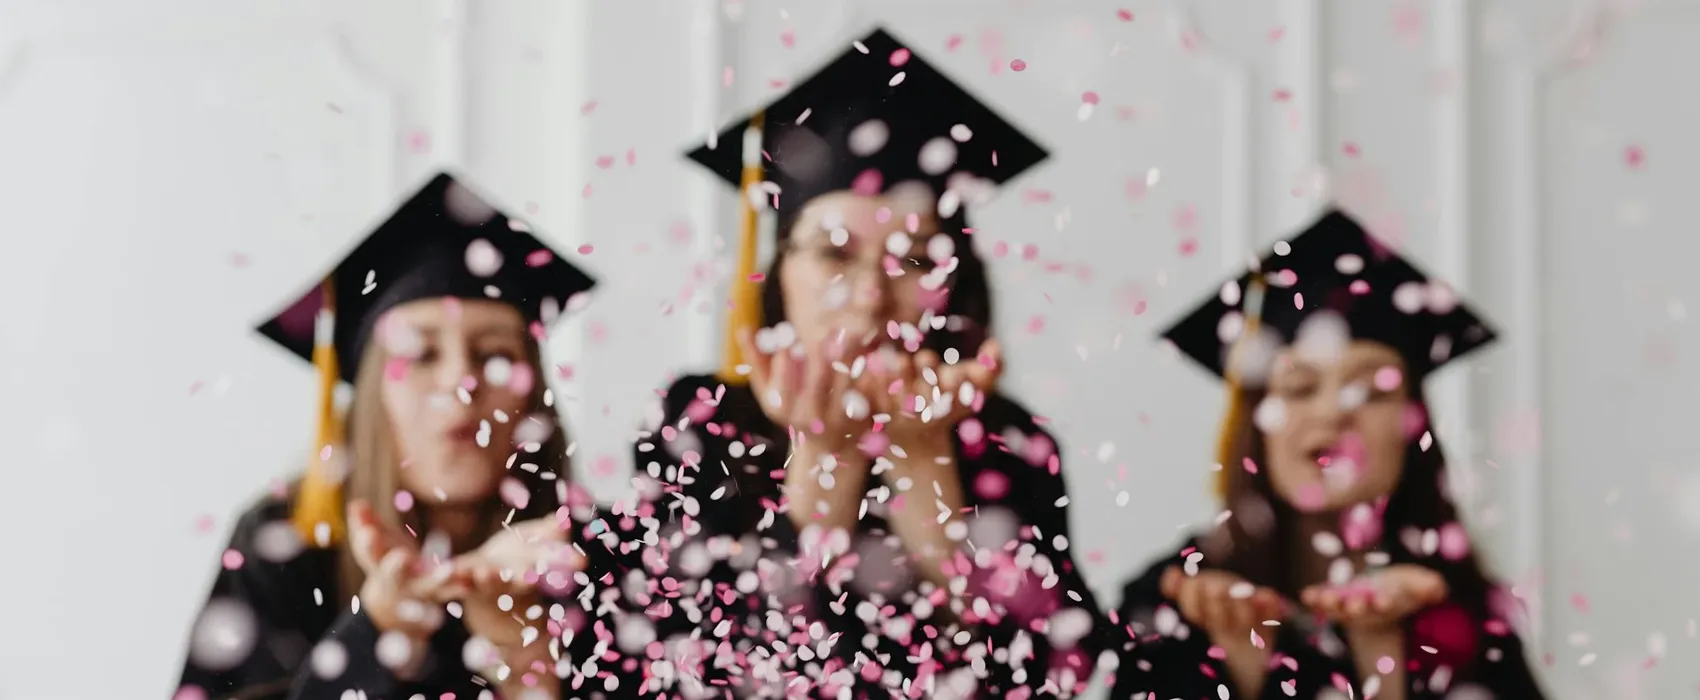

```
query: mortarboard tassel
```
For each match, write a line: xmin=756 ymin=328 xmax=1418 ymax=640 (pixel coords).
xmin=1215 ymin=276 xmax=1267 ymax=499
xmin=292 ymin=278 xmax=348 ymax=547
xmin=718 ymin=111 xmax=767 ymax=385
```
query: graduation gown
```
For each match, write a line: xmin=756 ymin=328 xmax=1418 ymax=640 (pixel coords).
xmin=174 ymin=489 xmax=642 ymax=700
xmin=618 ymin=373 xmax=1105 ymax=699
xmin=1108 ymin=538 xmax=1547 ymax=700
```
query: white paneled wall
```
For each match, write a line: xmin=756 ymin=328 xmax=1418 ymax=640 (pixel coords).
xmin=0 ymin=1 xmax=1692 ymax=698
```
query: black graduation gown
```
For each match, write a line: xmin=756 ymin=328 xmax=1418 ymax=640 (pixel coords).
xmin=1108 ymin=538 xmax=1548 ymax=700
xmin=618 ymin=373 xmax=1105 ymax=699
xmin=174 ymin=491 xmax=642 ymax=700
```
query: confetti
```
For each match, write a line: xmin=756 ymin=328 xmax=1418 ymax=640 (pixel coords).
xmin=1009 ymin=59 xmax=1027 ymax=72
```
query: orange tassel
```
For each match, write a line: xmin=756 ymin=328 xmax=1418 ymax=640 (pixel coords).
xmin=292 ymin=278 xmax=347 ymax=547
xmin=718 ymin=111 xmax=767 ymax=385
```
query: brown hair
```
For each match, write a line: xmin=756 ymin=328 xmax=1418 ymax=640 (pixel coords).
xmin=1208 ymin=384 xmax=1499 ymax=619
xmin=333 ymin=330 xmax=570 ymax=599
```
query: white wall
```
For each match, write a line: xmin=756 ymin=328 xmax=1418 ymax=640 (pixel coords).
xmin=0 ymin=1 xmax=1692 ymax=698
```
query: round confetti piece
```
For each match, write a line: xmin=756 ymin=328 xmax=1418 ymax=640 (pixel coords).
xmin=221 ymin=549 xmax=245 ymax=570
xmin=1009 ymin=59 xmax=1027 ymax=72
xmin=187 ymin=599 xmax=259 ymax=672
xmin=464 ymin=239 xmax=504 ymax=277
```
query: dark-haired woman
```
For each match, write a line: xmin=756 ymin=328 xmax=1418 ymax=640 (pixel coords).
xmin=1109 ymin=210 xmax=1546 ymax=700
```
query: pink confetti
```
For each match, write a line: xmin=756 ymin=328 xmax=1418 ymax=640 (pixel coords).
xmin=1438 ymin=521 xmax=1471 ymax=560
xmin=1270 ymin=26 xmax=1286 ymax=42
xmin=1021 ymin=189 xmax=1053 ymax=204
xmin=555 ymin=363 xmax=575 ymax=380
xmin=394 ymin=490 xmax=415 ymax=513
xmin=1081 ymin=91 xmax=1100 ymax=105
xmin=945 ymin=34 xmax=964 ymax=51
xmin=1178 ymin=237 xmax=1199 ymax=257
xmin=1173 ymin=203 xmax=1198 ymax=232
xmin=1021 ymin=244 xmax=1039 ymax=261
xmin=194 ymin=514 xmax=216 ymax=533
xmin=890 ymin=48 xmax=911 ymax=66
xmin=1571 ymin=594 xmax=1591 ymax=614
xmin=779 ymin=30 xmax=795 ymax=48
xmin=1124 ymin=176 xmax=1147 ymax=200
xmin=509 ymin=363 xmax=535 ymax=395
xmin=577 ymin=244 xmax=595 ymax=255
xmin=593 ymin=455 xmax=618 ymax=478
xmin=595 ymin=155 xmax=615 ymax=169
xmin=1374 ymin=366 xmax=1403 ymax=391
xmin=406 ymin=130 xmax=431 ymax=154
xmin=625 ymin=148 xmax=637 ymax=166
xmin=525 ymin=249 xmax=554 ymax=267
xmin=1115 ymin=9 xmax=1133 ymax=21
xmin=1626 ymin=144 xmax=1646 ymax=169
xmin=1393 ymin=3 xmax=1424 ymax=39
xmin=1009 ymin=59 xmax=1027 ymax=72
xmin=974 ymin=470 xmax=1010 ymax=499
xmin=173 ymin=687 xmax=208 ymax=700
xmin=580 ymin=101 xmax=597 ymax=115
xmin=1272 ymin=88 xmax=1293 ymax=102
xmin=721 ymin=66 xmax=734 ymax=87
xmin=581 ymin=184 xmax=593 ymax=199
xmin=748 ymin=272 xmax=766 ymax=282
xmin=1343 ymin=141 xmax=1361 ymax=157
xmin=384 ymin=357 xmax=409 ymax=382
xmin=221 ymin=549 xmax=245 ymax=570
xmin=589 ymin=321 xmax=609 ymax=344
xmin=500 ymin=478 xmax=531 ymax=510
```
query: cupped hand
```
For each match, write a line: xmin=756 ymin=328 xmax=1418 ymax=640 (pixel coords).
xmin=1160 ymin=566 xmax=1291 ymax=643
xmin=873 ymin=339 xmax=1002 ymax=446
xmin=1300 ymin=564 xmax=1448 ymax=631
xmin=738 ymin=328 xmax=875 ymax=454
xmin=347 ymin=500 xmax=455 ymax=639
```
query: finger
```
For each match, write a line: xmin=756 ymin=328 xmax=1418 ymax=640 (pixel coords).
xmin=379 ymin=547 xmax=415 ymax=585
xmin=1160 ymin=567 xmax=1183 ymax=600
xmin=799 ymin=339 xmax=835 ymax=428
xmin=1197 ymin=577 xmax=1230 ymax=633
xmin=1175 ymin=574 xmax=1204 ymax=627
xmin=737 ymin=328 xmax=773 ymax=393
xmin=1343 ymin=593 xmax=1369 ymax=620
xmin=767 ymin=347 xmax=797 ymax=419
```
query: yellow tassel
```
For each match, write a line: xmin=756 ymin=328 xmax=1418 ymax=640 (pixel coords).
xmin=292 ymin=278 xmax=347 ymax=547
xmin=718 ymin=111 xmax=767 ymax=385
xmin=1215 ymin=276 xmax=1267 ymax=499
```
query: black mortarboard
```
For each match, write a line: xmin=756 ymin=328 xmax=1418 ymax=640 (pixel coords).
xmin=1162 ymin=208 xmax=1498 ymax=382
xmin=257 ymin=171 xmax=596 ymax=383
xmin=686 ymin=26 xmax=1049 ymax=226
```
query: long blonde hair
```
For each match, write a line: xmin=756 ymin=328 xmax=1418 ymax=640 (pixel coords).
xmin=333 ymin=331 xmax=570 ymax=599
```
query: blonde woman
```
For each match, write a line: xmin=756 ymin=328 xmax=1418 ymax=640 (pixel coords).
xmin=176 ymin=174 xmax=639 ymax=700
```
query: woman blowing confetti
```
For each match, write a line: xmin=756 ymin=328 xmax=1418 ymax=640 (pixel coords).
xmin=607 ymin=27 xmax=1105 ymax=700
xmin=175 ymin=173 xmax=641 ymax=700
xmin=1109 ymin=209 xmax=1547 ymax=699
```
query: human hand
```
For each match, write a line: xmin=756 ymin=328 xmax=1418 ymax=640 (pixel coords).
xmin=738 ymin=328 xmax=874 ymax=454
xmin=1160 ymin=566 xmax=1290 ymax=644
xmin=1300 ymin=564 xmax=1448 ymax=632
xmin=873 ymin=339 xmax=1002 ymax=448
xmin=347 ymin=500 xmax=453 ymax=639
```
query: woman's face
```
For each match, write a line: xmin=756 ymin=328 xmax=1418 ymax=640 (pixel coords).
xmin=1259 ymin=338 xmax=1416 ymax=512
xmin=375 ymin=298 xmax=533 ymax=505
xmin=776 ymin=189 xmax=956 ymax=353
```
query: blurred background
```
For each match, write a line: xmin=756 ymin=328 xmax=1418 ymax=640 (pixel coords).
xmin=0 ymin=0 xmax=1691 ymax=697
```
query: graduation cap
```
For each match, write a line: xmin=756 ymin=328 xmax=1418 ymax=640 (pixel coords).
xmin=1160 ymin=208 xmax=1497 ymax=497
xmin=685 ymin=26 xmax=1048 ymax=382
xmin=257 ymin=171 xmax=596 ymax=545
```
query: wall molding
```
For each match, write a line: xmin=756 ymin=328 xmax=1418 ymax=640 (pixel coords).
xmin=1276 ymin=0 xmax=1328 ymax=236
xmin=686 ymin=0 xmax=730 ymax=370
xmin=434 ymin=0 xmax=469 ymax=168
xmin=1429 ymin=0 xmax=1476 ymax=598
xmin=1167 ymin=1 xmax=1256 ymax=268
xmin=1501 ymin=0 xmax=1609 ymax=653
